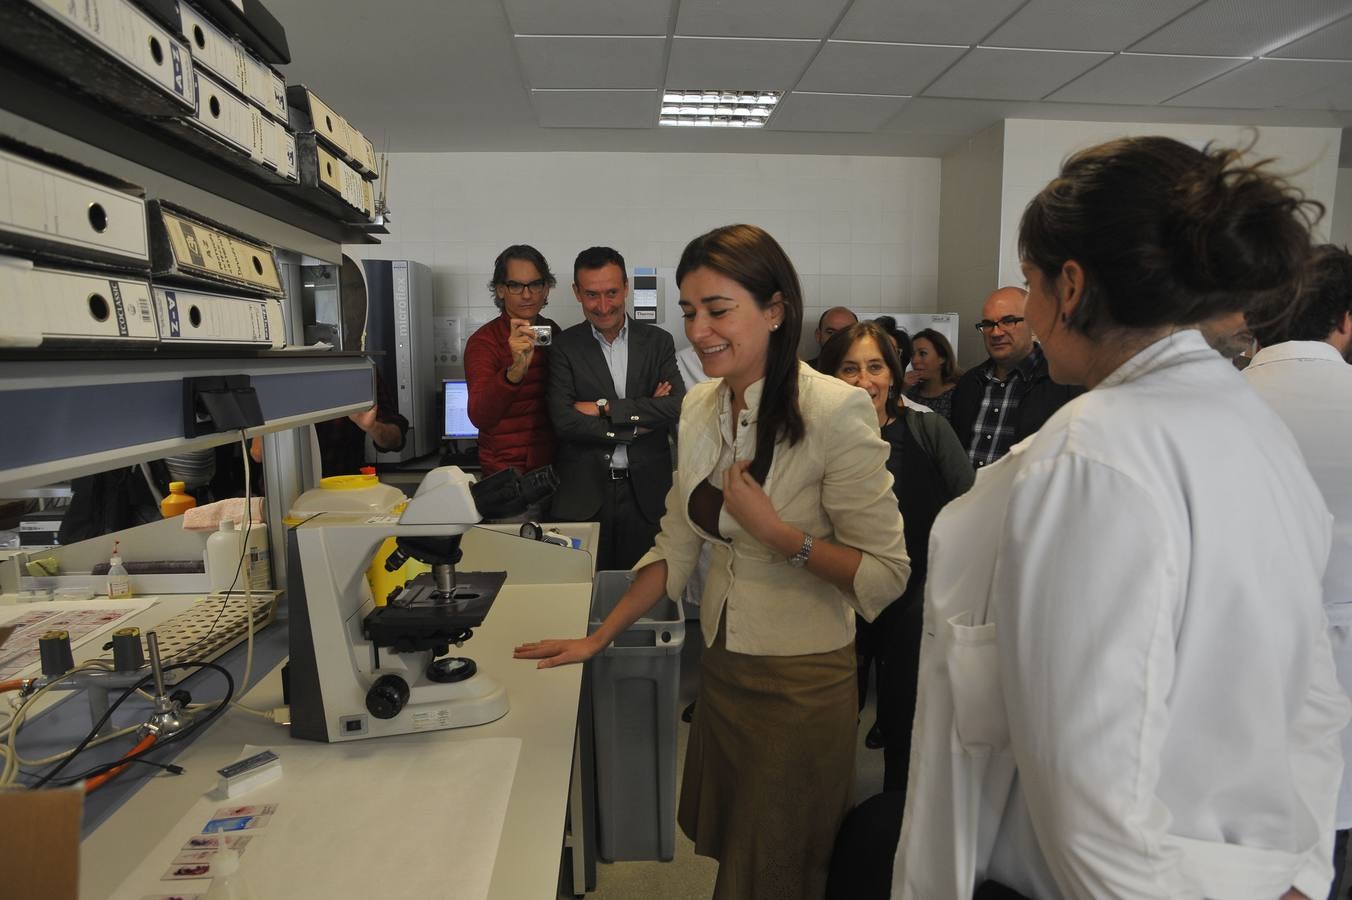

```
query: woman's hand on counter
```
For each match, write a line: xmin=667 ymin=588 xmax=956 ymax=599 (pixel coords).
xmin=513 ymin=634 xmax=605 ymax=669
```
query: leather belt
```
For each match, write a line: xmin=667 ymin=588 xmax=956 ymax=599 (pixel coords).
xmin=608 ymin=468 xmax=630 ymax=480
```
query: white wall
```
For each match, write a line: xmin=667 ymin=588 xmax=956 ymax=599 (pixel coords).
xmin=937 ymin=123 xmax=1004 ymax=369
xmin=1333 ymin=168 xmax=1352 ymax=249
xmin=345 ymin=152 xmax=942 ymax=376
xmin=998 ymin=120 xmax=1345 ymax=288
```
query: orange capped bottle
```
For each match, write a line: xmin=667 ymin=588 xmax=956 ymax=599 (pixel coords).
xmin=160 ymin=481 xmax=198 ymax=518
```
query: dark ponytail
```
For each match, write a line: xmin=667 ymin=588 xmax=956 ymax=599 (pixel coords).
xmin=676 ymin=224 xmax=805 ymax=484
xmin=1018 ymin=136 xmax=1322 ymax=336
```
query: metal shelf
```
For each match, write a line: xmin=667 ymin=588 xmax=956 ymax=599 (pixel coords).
xmin=0 ymin=354 xmax=375 ymax=492
xmin=0 ymin=59 xmax=379 ymax=247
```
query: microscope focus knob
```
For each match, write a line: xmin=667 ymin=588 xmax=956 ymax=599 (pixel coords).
xmin=365 ymin=674 xmax=410 ymax=720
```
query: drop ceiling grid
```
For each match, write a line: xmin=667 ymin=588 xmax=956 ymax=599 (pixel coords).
xmin=500 ymin=0 xmax=1352 ymax=133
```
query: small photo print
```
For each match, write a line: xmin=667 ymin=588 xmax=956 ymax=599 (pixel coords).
xmin=162 ymin=861 xmax=216 ymax=880
xmin=201 ymin=814 xmax=270 ymax=833
xmin=180 ymin=834 xmax=251 ymax=852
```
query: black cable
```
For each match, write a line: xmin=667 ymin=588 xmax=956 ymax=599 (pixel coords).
xmin=28 ymin=660 xmax=234 ymax=790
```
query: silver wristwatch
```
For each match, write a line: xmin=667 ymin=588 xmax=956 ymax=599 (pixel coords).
xmin=596 ymin=398 xmax=609 ymax=417
xmin=788 ymin=533 xmax=814 ymax=568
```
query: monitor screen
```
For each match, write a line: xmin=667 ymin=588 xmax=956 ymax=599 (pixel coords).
xmin=442 ymin=379 xmax=478 ymax=439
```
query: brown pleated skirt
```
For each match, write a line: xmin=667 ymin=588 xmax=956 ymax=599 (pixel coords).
xmin=678 ymin=616 xmax=858 ymax=900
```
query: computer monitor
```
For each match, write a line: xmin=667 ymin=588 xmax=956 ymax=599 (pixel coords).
xmin=442 ymin=379 xmax=478 ymax=440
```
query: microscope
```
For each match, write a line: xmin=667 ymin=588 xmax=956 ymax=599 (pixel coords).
xmin=286 ymin=466 xmax=556 ymax=743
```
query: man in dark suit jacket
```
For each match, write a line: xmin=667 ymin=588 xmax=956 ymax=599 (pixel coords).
xmin=548 ymin=247 xmax=684 ymax=570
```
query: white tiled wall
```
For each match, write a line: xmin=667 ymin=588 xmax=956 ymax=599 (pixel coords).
xmin=344 ymin=152 xmax=942 ymax=375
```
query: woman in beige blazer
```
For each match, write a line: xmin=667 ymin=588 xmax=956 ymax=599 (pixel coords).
xmin=516 ymin=224 xmax=910 ymax=899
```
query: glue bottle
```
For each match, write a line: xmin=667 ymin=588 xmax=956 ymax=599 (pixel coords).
xmin=204 ymin=848 xmax=255 ymax=900
xmin=106 ymin=542 xmax=131 ymax=599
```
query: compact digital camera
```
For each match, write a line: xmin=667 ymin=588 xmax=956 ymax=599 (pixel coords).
xmin=529 ymin=325 xmax=553 ymax=346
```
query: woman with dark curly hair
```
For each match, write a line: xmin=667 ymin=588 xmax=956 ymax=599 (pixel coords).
xmin=894 ymin=137 xmax=1347 ymax=900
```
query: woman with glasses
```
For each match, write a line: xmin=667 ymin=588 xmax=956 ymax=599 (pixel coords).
xmin=903 ymin=328 xmax=963 ymax=422
xmin=893 ymin=137 xmax=1347 ymax=900
xmin=516 ymin=224 xmax=910 ymax=899
xmin=464 ymin=245 xmax=560 ymax=478
xmin=819 ymin=320 xmax=973 ymax=789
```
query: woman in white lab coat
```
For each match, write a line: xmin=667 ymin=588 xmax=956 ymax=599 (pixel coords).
xmin=892 ymin=136 xmax=1349 ymax=900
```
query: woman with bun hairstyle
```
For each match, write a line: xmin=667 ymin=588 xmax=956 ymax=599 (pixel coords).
xmin=517 ymin=224 xmax=910 ymax=899
xmin=893 ymin=137 xmax=1348 ymax=900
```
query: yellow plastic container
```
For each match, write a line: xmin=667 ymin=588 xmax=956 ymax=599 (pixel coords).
xmin=285 ymin=475 xmax=427 ymax=605
xmin=160 ymin=481 xmax=198 ymax=518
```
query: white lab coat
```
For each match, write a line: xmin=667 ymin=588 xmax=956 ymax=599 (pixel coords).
xmin=892 ymin=330 xmax=1348 ymax=900
xmin=1245 ymin=340 xmax=1352 ymax=828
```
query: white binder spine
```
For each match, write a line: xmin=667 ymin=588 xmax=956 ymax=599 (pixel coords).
xmin=32 ymin=0 xmax=192 ymax=107
xmin=0 ymin=148 xmax=149 ymax=264
xmin=0 ymin=257 xmax=158 ymax=346
xmin=152 ymin=286 xmax=285 ymax=347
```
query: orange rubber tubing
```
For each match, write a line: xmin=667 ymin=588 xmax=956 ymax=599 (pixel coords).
xmin=84 ymin=734 xmax=157 ymax=793
xmin=0 ymin=679 xmax=24 ymax=693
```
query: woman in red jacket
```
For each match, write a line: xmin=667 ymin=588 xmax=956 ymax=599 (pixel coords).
xmin=464 ymin=245 xmax=560 ymax=476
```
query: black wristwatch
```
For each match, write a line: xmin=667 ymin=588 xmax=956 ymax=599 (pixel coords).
xmin=596 ymin=398 xmax=610 ymax=418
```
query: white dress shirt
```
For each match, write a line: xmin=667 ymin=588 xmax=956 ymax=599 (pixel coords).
xmin=893 ymin=330 xmax=1347 ymax=900
xmin=591 ymin=319 xmax=629 ymax=469
xmin=1246 ymin=339 xmax=1352 ymax=827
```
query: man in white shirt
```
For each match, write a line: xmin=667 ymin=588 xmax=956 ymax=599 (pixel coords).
xmin=1245 ymin=243 xmax=1352 ymax=899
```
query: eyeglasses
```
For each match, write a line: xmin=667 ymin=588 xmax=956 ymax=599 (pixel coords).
xmin=502 ymin=279 xmax=548 ymax=295
xmin=974 ymin=315 xmax=1025 ymax=333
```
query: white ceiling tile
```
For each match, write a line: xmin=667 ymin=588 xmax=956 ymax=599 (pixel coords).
xmin=834 ymin=0 xmax=1027 ymax=45
xmin=925 ymin=47 xmax=1110 ymax=101
xmin=675 ymin=0 xmax=850 ymax=39
xmin=1048 ymin=53 xmax=1248 ymax=105
xmin=531 ymin=90 xmax=659 ymax=128
xmin=984 ymin=0 xmax=1197 ymax=51
xmin=666 ymin=37 xmax=820 ymax=90
xmin=877 ymin=97 xmax=1014 ymax=134
xmin=796 ymin=42 xmax=966 ymax=95
xmin=1132 ymin=0 xmax=1351 ymax=57
xmin=770 ymin=93 xmax=911 ymax=133
xmin=1288 ymin=76 xmax=1352 ymax=112
xmin=1267 ymin=13 xmax=1352 ymax=60
xmin=516 ymin=35 xmax=666 ymax=89
xmin=1165 ymin=58 xmax=1352 ymax=108
xmin=503 ymin=0 xmax=670 ymax=36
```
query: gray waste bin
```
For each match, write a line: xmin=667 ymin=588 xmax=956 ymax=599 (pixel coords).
xmin=588 ymin=570 xmax=685 ymax=862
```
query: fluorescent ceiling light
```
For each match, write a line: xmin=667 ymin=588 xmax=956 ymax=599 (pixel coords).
xmin=659 ymin=89 xmax=780 ymax=128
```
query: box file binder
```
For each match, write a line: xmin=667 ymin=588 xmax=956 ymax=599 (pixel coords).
xmin=152 ymin=286 xmax=285 ymax=347
xmin=147 ymin=201 xmax=283 ymax=297
xmin=295 ymin=134 xmax=374 ymax=220
xmin=287 ymin=86 xmax=380 ymax=178
xmin=189 ymin=67 xmax=256 ymax=159
xmin=168 ymin=68 xmax=297 ymax=184
xmin=0 ymin=138 xmax=150 ymax=271
xmin=189 ymin=0 xmax=290 ymax=65
xmin=0 ymin=0 xmax=195 ymax=118
xmin=0 ymin=257 xmax=158 ymax=347
xmin=180 ymin=3 xmax=287 ymax=121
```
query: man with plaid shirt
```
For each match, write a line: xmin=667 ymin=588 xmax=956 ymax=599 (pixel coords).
xmin=950 ymin=287 xmax=1081 ymax=468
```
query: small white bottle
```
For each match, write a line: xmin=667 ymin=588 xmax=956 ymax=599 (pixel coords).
xmin=106 ymin=542 xmax=131 ymax=599
xmin=206 ymin=520 xmax=242 ymax=593
xmin=204 ymin=848 xmax=255 ymax=900
xmin=240 ymin=521 xmax=271 ymax=591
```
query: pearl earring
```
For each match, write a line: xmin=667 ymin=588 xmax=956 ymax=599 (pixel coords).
xmin=770 ymin=324 xmax=779 ymax=331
